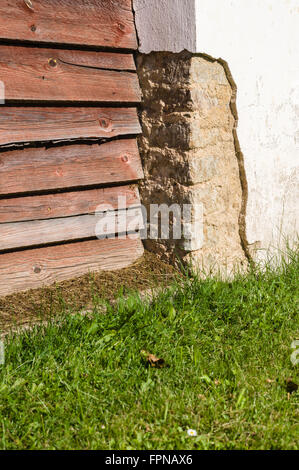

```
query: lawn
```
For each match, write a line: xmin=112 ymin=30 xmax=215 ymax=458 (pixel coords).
xmin=0 ymin=250 xmax=298 ymax=450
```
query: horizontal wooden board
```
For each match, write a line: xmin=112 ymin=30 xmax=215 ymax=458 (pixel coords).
xmin=0 ymin=208 xmax=144 ymax=251
xmin=0 ymin=0 xmax=137 ymax=50
xmin=0 ymin=186 xmax=140 ymax=224
xmin=0 ymin=46 xmax=140 ymax=103
xmin=0 ymin=107 xmax=141 ymax=146
xmin=0 ymin=237 xmax=144 ymax=297
xmin=0 ymin=139 xmax=144 ymax=196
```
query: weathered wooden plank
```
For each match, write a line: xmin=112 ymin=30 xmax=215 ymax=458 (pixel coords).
xmin=0 ymin=107 xmax=141 ymax=146
xmin=0 ymin=45 xmax=136 ymax=72
xmin=0 ymin=237 xmax=144 ymax=297
xmin=0 ymin=186 xmax=140 ymax=224
xmin=0 ymin=207 xmax=144 ymax=251
xmin=0 ymin=46 xmax=140 ymax=103
xmin=0 ymin=0 xmax=137 ymax=50
xmin=0 ymin=139 xmax=144 ymax=196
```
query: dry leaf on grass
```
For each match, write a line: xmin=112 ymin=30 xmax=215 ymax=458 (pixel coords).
xmin=198 ymin=394 xmax=206 ymax=400
xmin=140 ymin=350 xmax=167 ymax=368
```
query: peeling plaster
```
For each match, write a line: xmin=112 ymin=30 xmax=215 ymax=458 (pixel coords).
xmin=134 ymin=0 xmax=299 ymax=259
xmin=216 ymin=57 xmax=251 ymax=262
xmin=192 ymin=51 xmax=251 ymax=262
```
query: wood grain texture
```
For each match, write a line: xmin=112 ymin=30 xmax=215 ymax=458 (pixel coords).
xmin=0 ymin=107 xmax=141 ymax=146
xmin=0 ymin=0 xmax=137 ymax=50
xmin=0 ymin=186 xmax=140 ymax=223
xmin=0 ymin=46 xmax=140 ymax=103
xmin=0 ymin=139 xmax=144 ymax=196
xmin=0 ymin=237 xmax=144 ymax=297
xmin=0 ymin=208 xmax=144 ymax=251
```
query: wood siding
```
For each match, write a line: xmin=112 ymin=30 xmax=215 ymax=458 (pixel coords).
xmin=0 ymin=46 xmax=141 ymax=103
xmin=0 ymin=140 xmax=143 ymax=196
xmin=0 ymin=237 xmax=144 ymax=297
xmin=0 ymin=0 xmax=144 ymax=297
xmin=0 ymin=107 xmax=141 ymax=146
xmin=0 ymin=186 xmax=141 ymax=223
xmin=0 ymin=0 xmax=137 ymax=50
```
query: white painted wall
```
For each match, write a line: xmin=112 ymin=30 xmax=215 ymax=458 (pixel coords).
xmin=134 ymin=0 xmax=299 ymax=258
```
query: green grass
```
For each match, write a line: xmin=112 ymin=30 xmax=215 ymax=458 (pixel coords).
xmin=0 ymin=250 xmax=298 ymax=450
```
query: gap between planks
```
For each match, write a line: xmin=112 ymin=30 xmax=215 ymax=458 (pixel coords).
xmin=0 ymin=107 xmax=141 ymax=147
xmin=0 ymin=208 xmax=144 ymax=252
xmin=0 ymin=139 xmax=144 ymax=196
xmin=0 ymin=45 xmax=141 ymax=103
xmin=0 ymin=186 xmax=141 ymax=223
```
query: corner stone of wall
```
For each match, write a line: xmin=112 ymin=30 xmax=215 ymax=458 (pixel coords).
xmin=137 ymin=51 xmax=247 ymax=273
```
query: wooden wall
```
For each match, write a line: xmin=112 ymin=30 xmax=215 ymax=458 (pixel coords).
xmin=0 ymin=0 xmax=144 ymax=297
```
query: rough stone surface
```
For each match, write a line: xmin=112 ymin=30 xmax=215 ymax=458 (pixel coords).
xmin=137 ymin=51 xmax=247 ymax=273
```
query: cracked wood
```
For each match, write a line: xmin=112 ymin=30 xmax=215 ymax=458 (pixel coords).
xmin=0 ymin=107 xmax=141 ymax=146
xmin=0 ymin=139 xmax=144 ymax=196
xmin=0 ymin=209 xmax=144 ymax=251
xmin=0 ymin=186 xmax=140 ymax=224
xmin=0 ymin=0 xmax=137 ymax=50
xmin=0 ymin=46 xmax=140 ymax=103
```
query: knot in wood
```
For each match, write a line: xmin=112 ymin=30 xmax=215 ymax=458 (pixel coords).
xmin=24 ymin=0 xmax=34 ymax=11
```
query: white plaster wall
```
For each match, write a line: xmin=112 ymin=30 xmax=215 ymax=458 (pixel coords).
xmin=134 ymin=0 xmax=299 ymax=257
xmin=195 ymin=0 xmax=299 ymax=258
